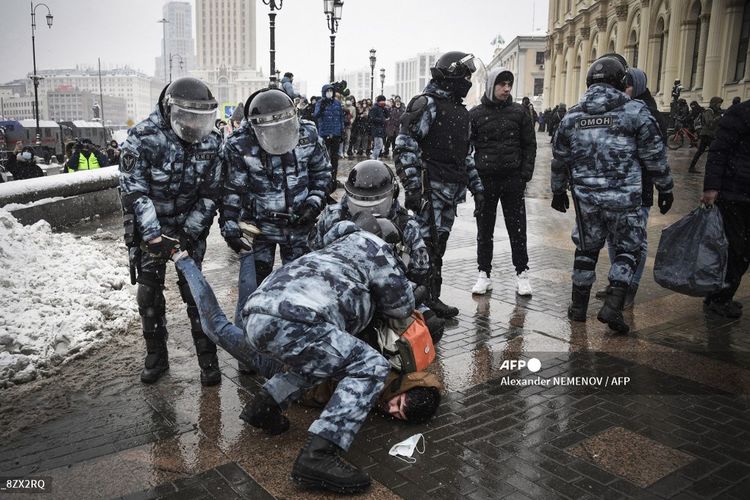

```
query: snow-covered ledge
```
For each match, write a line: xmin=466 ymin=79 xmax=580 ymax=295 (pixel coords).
xmin=0 ymin=166 xmax=120 ymax=206
xmin=0 ymin=167 xmax=121 ymax=228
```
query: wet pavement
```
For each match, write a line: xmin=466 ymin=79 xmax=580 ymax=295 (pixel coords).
xmin=2 ymin=134 xmax=749 ymax=499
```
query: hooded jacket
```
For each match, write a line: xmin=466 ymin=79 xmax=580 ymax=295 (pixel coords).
xmin=699 ymin=97 xmax=724 ymax=138
xmin=281 ymin=76 xmax=299 ymax=99
xmin=704 ymin=99 xmax=750 ymax=202
xmin=552 ymin=84 xmax=672 ymax=209
xmin=469 ymin=67 xmax=536 ymax=180
xmin=313 ymin=84 xmax=344 ymax=137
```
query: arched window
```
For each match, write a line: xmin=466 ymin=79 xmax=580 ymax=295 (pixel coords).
xmin=656 ymin=18 xmax=666 ymax=92
xmin=735 ymin=0 xmax=750 ymax=81
xmin=630 ymin=30 xmax=639 ymax=67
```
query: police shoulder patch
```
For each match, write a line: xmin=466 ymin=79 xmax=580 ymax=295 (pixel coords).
xmin=577 ymin=116 xmax=613 ymax=129
xmin=194 ymin=152 xmax=216 ymax=161
xmin=120 ymin=152 xmax=137 ymax=173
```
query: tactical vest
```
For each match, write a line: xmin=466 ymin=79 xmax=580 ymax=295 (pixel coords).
xmin=77 ymin=152 xmax=100 ymax=170
xmin=420 ymin=96 xmax=470 ymax=184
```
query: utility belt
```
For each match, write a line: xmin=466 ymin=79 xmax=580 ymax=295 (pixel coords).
xmin=257 ymin=209 xmax=299 ymax=226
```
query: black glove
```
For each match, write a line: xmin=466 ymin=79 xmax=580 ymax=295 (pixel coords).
xmin=404 ymin=190 xmax=422 ymax=212
xmin=551 ymin=192 xmax=569 ymax=213
xmin=296 ymin=203 xmax=319 ymax=226
xmin=145 ymin=234 xmax=181 ymax=259
xmin=413 ymin=285 xmax=429 ymax=305
xmin=473 ymin=192 xmax=485 ymax=218
xmin=225 ymin=235 xmax=253 ymax=253
xmin=658 ymin=191 xmax=674 ymax=214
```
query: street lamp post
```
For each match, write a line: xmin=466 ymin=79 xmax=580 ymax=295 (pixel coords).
xmin=369 ymin=49 xmax=376 ymax=101
xmin=379 ymin=68 xmax=385 ymax=97
xmin=157 ymin=18 xmax=169 ymax=83
xmin=262 ymin=0 xmax=283 ymax=88
xmin=169 ymin=53 xmax=185 ymax=83
xmin=30 ymin=2 xmax=53 ymax=144
xmin=324 ymin=0 xmax=344 ymax=83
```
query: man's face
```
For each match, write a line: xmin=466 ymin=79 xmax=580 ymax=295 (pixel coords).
xmin=494 ymin=81 xmax=512 ymax=101
xmin=625 ymin=85 xmax=634 ymax=97
xmin=384 ymin=393 xmax=407 ymax=420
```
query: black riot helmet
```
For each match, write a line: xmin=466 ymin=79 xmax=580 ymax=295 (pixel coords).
xmin=244 ymin=88 xmax=300 ymax=154
xmin=376 ymin=218 xmax=409 ymax=269
xmin=430 ymin=51 xmax=477 ymax=98
xmin=159 ymin=77 xmax=218 ymax=144
xmin=586 ymin=56 xmax=627 ymax=91
xmin=345 ymin=160 xmax=398 ymax=218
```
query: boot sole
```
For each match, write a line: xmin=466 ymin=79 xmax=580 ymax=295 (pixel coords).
xmin=291 ymin=473 xmax=370 ymax=494
xmin=597 ymin=313 xmax=630 ymax=334
xmin=200 ymin=373 xmax=222 ymax=386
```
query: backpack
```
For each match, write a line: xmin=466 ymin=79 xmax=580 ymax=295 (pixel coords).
xmin=694 ymin=112 xmax=705 ymax=131
xmin=376 ymin=311 xmax=435 ymax=373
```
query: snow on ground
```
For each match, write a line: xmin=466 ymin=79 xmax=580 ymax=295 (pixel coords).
xmin=0 ymin=208 xmax=138 ymax=387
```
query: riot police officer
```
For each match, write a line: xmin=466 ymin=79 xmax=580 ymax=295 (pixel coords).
xmin=551 ymin=56 xmax=673 ymax=334
xmin=394 ymin=51 xmax=485 ymax=318
xmin=220 ymin=88 xmax=332 ymax=285
xmin=118 ymin=76 xmax=223 ymax=385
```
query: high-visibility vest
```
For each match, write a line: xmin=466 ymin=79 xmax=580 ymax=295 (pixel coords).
xmin=77 ymin=152 xmax=101 ymax=170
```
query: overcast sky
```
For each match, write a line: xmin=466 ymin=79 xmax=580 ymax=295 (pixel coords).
xmin=0 ymin=0 xmax=548 ymax=92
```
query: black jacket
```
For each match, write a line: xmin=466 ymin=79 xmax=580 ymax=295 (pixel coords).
xmin=637 ymin=89 xmax=666 ymax=207
xmin=704 ymin=99 xmax=750 ymax=203
xmin=368 ymin=104 xmax=389 ymax=138
xmin=469 ymin=95 xmax=536 ymax=180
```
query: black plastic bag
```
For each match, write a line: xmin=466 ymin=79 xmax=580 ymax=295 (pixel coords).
xmin=653 ymin=205 xmax=728 ymax=296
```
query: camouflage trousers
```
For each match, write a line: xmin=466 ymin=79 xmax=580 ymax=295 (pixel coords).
xmin=251 ymin=228 xmax=311 ymax=283
xmin=415 ymin=180 xmax=467 ymax=242
xmin=571 ymin=200 xmax=646 ymax=288
xmin=247 ymin=313 xmax=390 ymax=451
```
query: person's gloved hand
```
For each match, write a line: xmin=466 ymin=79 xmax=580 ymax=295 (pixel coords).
xmin=472 ymin=192 xmax=485 ymax=218
xmin=404 ymin=190 xmax=422 ymax=212
xmin=413 ymin=285 xmax=429 ymax=305
xmin=146 ymin=234 xmax=181 ymax=259
xmin=658 ymin=191 xmax=674 ymax=214
xmin=296 ymin=203 xmax=319 ymax=226
xmin=225 ymin=235 xmax=253 ymax=253
xmin=551 ymin=192 xmax=569 ymax=213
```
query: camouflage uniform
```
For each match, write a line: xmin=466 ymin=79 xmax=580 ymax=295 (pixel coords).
xmin=118 ymin=106 xmax=223 ymax=372
xmin=176 ymin=220 xmax=413 ymax=450
xmin=395 ymin=82 xmax=483 ymax=306
xmin=241 ymin=220 xmax=414 ymax=450
xmin=552 ymin=84 xmax=673 ymax=288
xmin=220 ymin=119 xmax=331 ymax=283
xmin=311 ymin=197 xmax=430 ymax=286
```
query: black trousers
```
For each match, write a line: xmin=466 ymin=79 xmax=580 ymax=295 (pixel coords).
xmin=476 ymin=174 xmax=529 ymax=275
xmin=323 ymin=135 xmax=340 ymax=188
xmin=689 ymin=136 xmax=712 ymax=170
xmin=708 ymin=200 xmax=750 ymax=303
xmin=384 ymin=134 xmax=396 ymax=154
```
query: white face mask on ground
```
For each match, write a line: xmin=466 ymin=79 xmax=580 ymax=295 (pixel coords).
xmin=388 ymin=433 xmax=425 ymax=463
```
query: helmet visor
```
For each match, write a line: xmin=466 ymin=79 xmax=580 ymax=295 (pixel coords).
xmin=169 ymin=100 xmax=217 ymax=144
xmin=347 ymin=193 xmax=393 ymax=218
xmin=251 ymin=110 xmax=300 ymax=155
xmin=448 ymin=54 xmax=477 ymax=78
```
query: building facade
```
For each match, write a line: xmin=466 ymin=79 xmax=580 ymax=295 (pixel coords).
xmin=195 ymin=0 xmax=256 ymax=71
xmin=47 ymin=90 xmax=127 ymax=125
xmin=26 ymin=68 xmax=155 ymax=123
xmin=337 ymin=68 xmax=373 ymax=101
xmin=155 ymin=1 xmax=197 ymax=83
xmin=544 ymin=0 xmax=750 ymax=110
xmin=0 ymin=94 xmax=44 ymax=121
xmin=394 ymin=50 xmax=441 ymax=102
xmin=191 ymin=0 xmax=265 ymax=108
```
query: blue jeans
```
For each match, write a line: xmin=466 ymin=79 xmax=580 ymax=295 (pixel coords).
xmin=607 ymin=206 xmax=650 ymax=287
xmin=174 ymin=255 xmax=283 ymax=378
xmin=371 ymin=137 xmax=384 ymax=159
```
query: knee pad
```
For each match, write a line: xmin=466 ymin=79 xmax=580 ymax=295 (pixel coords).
xmin=137 ymin=272 xmax=165 ymax=319
xmin=573 ymin=249 xmax=599 ymax=271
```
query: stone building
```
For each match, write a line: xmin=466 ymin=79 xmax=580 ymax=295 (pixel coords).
xmin=544 ymin=0 xmax=750 ymax=110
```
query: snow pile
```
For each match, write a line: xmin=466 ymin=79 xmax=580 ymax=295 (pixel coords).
xmin=0 ymin=208 xmax=138 ymax=387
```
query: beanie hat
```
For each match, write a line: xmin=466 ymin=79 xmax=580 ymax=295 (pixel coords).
xmin=376 ymin=95 xmax=386 ymax=102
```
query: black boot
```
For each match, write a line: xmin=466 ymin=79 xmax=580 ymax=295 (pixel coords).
xmin=140 ymin=331 xmax=169 ymax=384
xmin=422 ymin=309 xmax=446 ymax=344
xmin=568 ymin=285 xmax=591 ymax=322
xmin=194 ymin=335 xmax=222 ymax=386
xmin=597 ymin=284 xmax=630 ymax=334
xmin=292 ymin=434 xmax=371 ymax=494
xmin=239 ymin=388 xmax=289 ymax=435
xmin=624 ymin=284 xmax=638 ymax=310
xmin=425 ymin=276 xmax=459 ymax=318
